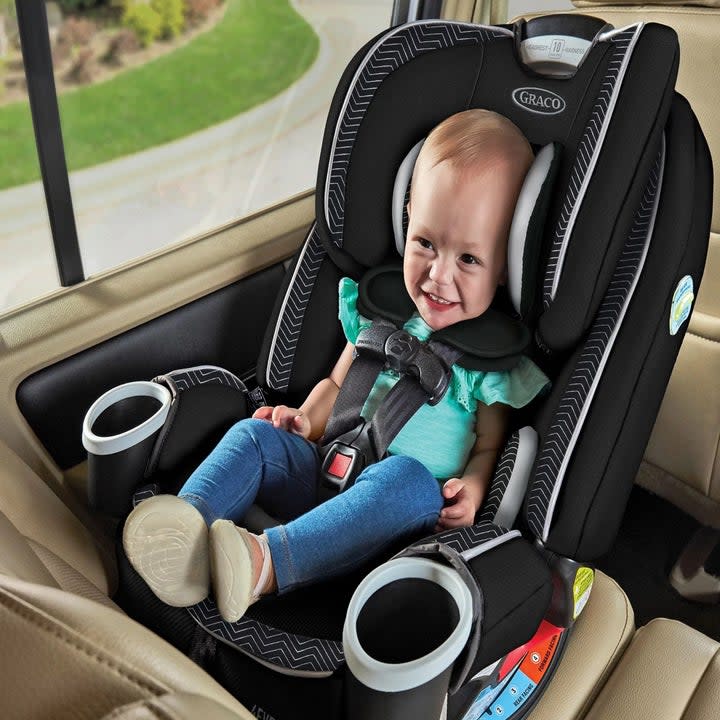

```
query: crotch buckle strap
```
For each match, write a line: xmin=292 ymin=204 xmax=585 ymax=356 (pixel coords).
xmin=384 ymin=329 xmax=450 ymax=405
xmin=319 ymin=422 xmax=375 ymax=497
xmin=320 ymin=442 xmax=365 ymax=495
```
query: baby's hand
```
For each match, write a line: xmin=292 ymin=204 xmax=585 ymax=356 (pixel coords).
xmin=252 ymin=405 xmax=310 ymax=438
xmin=435 ymin=478 xmax=482 ymax=532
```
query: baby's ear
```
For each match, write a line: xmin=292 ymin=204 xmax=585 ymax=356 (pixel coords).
xmin=406 ymin=200 xmax=412 ymax=218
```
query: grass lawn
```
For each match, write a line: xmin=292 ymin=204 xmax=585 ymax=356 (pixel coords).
xmin=0 ymin=0 xmax=318 ymax=190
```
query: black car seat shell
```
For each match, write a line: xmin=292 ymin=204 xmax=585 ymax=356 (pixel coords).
xmin=101 ymin=14 xmax=712 ymax=720
xmin=566 ymin=1 xmax=720 ymax=534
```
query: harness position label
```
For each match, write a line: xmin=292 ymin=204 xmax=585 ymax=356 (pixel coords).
xmin=519 ymin=34 xmax=591 ymax=72
xmin=670 ymin=275 xmax=694 ymax=336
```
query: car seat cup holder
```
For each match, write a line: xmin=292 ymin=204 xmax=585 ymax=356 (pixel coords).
xmin=343 ymin=557 xmax=473 ymax=720
xmin=82 ymin=381 xmax=172 ymax=516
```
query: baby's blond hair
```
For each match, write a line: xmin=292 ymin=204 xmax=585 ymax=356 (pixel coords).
xmin=413 ymin=109 xmax=533 ymax=188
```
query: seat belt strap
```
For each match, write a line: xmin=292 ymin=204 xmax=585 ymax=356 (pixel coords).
xmin=370 ymin=339 xmax=461 ymax=457
xmin=320 ymin=320 xmax=397 ymax=446
xmin=318 ymin=331 xmax=461 ymax=496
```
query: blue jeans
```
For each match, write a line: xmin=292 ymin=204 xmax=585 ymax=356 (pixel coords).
xmin=179 ymin=418 xmax=443 ymax=593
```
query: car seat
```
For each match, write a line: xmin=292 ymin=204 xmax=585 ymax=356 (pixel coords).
xmin=84 ymin=14 xmax=711 ymax=720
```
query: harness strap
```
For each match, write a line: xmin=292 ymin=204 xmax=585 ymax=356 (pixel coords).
xmin=371 ymin=340 xmax=462 ymax=458
xmin=318 ymin=322 xmax=461 ymax=496
xmin=320 ymin=320 xmax=396 ymax=446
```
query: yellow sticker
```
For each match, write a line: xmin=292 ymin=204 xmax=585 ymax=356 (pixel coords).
xmin=573 ymin=567 xmax=594 ymax=619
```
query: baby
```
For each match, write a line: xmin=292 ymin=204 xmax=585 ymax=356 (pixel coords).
xmin=123 ymin=109 xmax=549 ymax=623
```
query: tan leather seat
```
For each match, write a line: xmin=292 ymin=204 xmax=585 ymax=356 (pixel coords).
xmin=0 ymin=439 xmax=246 ymax=718
xmin=585 ymin=618 xmax=720 ymax=719
xmin=0 ymin=438 xmax=118 ymax=606
xmin=0 ymin=574 xmax=255 ymax=720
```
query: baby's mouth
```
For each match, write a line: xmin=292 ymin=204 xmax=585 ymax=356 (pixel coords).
xmin=423 ymin=290 xmax=458 ymax=307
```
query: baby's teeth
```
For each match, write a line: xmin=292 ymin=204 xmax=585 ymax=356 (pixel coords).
xmin=429 ymin=293 xmax=450 ymax=304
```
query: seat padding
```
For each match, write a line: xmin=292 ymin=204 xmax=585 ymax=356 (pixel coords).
xmin=585 ymin=618 xmax=720 ymax=720
xmin=0 ymin=575 xmax=254 ymax=720
xmin=0 ymin=439 xmax=114 ymax=594
xmin=102 ymin=693 xmax=249 ymax=720
xmin=0 ymin=511 xmax=58 ymax=588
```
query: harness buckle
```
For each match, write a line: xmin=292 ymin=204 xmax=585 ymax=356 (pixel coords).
xmin=384 ymin=330 xmax=450 ymax=405
xmin=320 ymin=442 xmax=366 ymax=494
xmin=354 ymin=322 xmax=396 ymax=361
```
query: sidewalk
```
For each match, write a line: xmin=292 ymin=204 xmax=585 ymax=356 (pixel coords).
xmin=0 ymin=1 xmax=392 ymax=312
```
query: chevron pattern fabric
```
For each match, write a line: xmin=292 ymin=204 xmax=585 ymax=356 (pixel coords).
xmin=267 ymin=224 xmax=327 ymax=391
xmin=325 ymin=21 xmax=509 ymax=247
xmin=478 ymin=431 xmax=519 ymax=525
xmin=542 ymin=25 xmax=641 ymax=307
xmin=433 ymin=521 xmax=511 ymax=555
xmin=527 ymin=148 xmax=663 ymax=540
xmin=188 ymin=600 xmax=345 ymax=674
xmin=164 ymin=365 xmax=246 ymax=392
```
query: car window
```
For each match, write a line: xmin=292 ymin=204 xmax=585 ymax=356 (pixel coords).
xmin=0 ymin=0 xmax=393 ymax=314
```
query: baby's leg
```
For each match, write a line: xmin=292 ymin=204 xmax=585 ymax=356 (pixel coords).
xmin=124 ymin=417 xmax=318 ymax=607
xmin=265 ymin=455 xmax=443 ymax=593
xmin=180 ymin=417 xmax=319 ymax=525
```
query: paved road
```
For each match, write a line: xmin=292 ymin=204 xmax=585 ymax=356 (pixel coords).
xmin=0 ymin=1 xmax=392 ymax=312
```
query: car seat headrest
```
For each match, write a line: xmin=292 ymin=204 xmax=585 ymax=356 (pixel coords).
xmin=391 ymin=141 xmax=561 ymax=318
xmin=314 ymin=19 xmax=679 ymax=356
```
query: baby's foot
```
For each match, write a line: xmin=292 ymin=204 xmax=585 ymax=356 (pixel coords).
xmin=209 ymin=521 xmax=275 ymax=623
xmin=123 ymin=494 xmax=209 ymax=606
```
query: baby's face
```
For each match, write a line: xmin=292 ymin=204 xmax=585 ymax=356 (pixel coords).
xmin=403 ymin=158 xmax=517 ymax=331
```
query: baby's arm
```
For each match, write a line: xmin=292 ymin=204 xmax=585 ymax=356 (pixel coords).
xmin=436 ymin=401 xmax=510 ymax=532
xmin=252 ymin=342 xmax=355 ymax=441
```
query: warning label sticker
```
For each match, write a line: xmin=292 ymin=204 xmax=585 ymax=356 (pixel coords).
xmin=573 ymin=567 xmax=594 ymax=619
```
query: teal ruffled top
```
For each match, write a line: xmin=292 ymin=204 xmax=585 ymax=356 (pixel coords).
xmin=338 ymin=278 xmax=550 ymax=478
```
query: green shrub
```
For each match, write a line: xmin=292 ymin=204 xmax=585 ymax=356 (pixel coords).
xmin=122 ymin=2 xmax=162 ymax=47
xmin=151 ymin=0 xmax=185 ymax=39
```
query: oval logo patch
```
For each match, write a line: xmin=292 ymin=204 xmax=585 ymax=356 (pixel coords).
xmin=512 ymin=87 xmax=566 ymax=115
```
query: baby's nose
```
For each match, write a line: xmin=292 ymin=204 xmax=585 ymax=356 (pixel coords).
xmin=429 ymin=257 xmax=453 ymax=285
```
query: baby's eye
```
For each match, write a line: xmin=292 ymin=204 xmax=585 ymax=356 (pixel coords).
xmin=416 ymin=237 xmax=434 ymax=251
xmin=460 ymin=253 xmax=481 ymax=266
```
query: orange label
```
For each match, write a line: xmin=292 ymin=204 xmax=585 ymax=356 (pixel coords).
xmin=520 ymin=631 xmax=561 ymax=684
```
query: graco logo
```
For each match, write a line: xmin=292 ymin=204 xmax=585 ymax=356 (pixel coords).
xmin=512 ymin=87 xmax=566 ymax=115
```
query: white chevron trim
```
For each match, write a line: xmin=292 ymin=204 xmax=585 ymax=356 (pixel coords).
xmin=528 ymin=141 xmax=664 ymax=540
xmin=266 ymin=225 xmax=326 ymax=391
xmin=544 ymin=24 xmax=644 ymax=305
xmin=324 ymin=21 xmax=511 ymax=247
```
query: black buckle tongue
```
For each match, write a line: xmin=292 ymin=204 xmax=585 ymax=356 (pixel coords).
xmin=384 ymin=330 xmax=450 ymax=405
